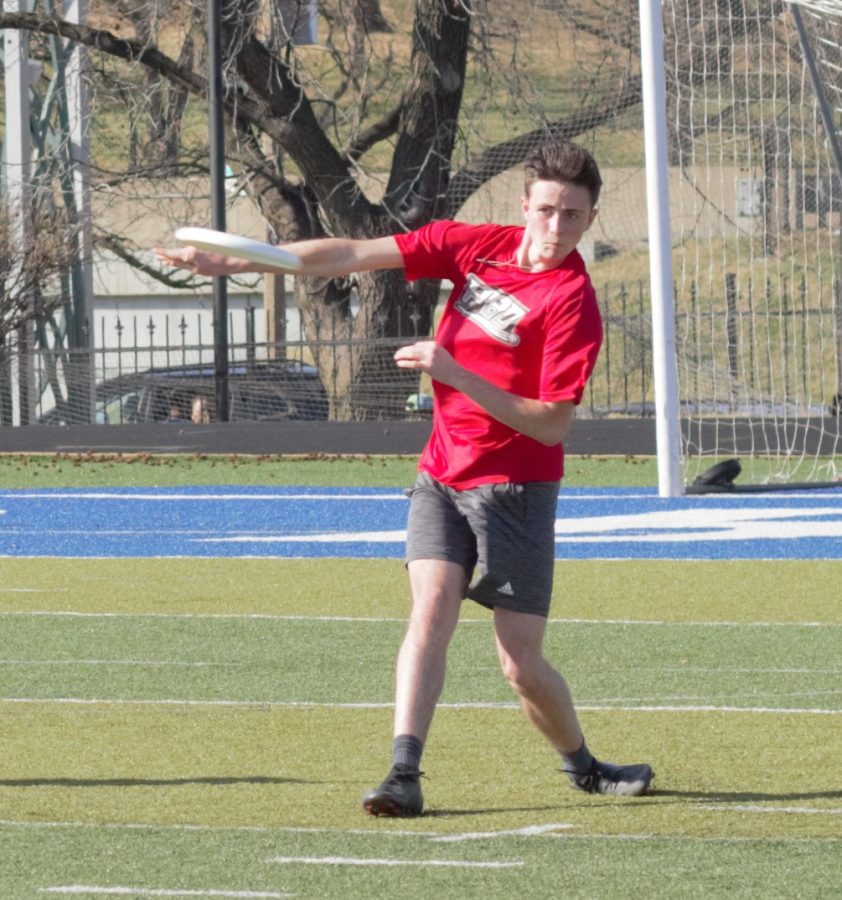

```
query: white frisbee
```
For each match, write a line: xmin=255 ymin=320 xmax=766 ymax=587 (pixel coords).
xmin=174 ymin=227 xmax=303 ymax=271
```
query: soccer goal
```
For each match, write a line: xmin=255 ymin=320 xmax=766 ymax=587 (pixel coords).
xmin=641 ymin=0 xmax=842 ymax=494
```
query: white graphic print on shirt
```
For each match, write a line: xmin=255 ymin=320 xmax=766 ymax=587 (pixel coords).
xmin=454 ymin=273 xmax=528 ymax=346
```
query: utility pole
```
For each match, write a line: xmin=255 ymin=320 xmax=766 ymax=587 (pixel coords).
xmin=2 ymin=0 xmax=34 ymax=425
xmin=63 ymin=0 xmax=95 ymax=421
xmin=208 ymin=0 xmax=229 ymax=421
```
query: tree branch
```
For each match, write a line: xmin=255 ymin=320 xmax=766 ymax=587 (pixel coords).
xmin=346 ymin=104 xmax=401 ymax=161
xmin=96 ymin=232 xmax=263 ymax=292
xmin=0 ymin=11 xmax=206 ymax=94
xmin=0 ymin=10 xmax=386 ymax=236
xmin=96 ymin=233 xmax=206 ymax=289
xmin=231 ymin=34 xmax=383 ymax=233
xmin=443 ymin=75 xmax=643 ymax=218
xmin=385 ymin=0 xmax=471 ymax=224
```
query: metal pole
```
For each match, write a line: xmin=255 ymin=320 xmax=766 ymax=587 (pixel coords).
xmin=64 ymin=0 xmax=95 ymax=423
xmin=208 ymin=0 xmax=229 ymax=421
xmin=2 ymin=0 xmax=33 ymax=425
xmin=790 ymin=3 xmax=842 ymax=180
xmin=639 ymin=0 xmax=683 ymax=497
xmin=790 ymin=2 xmax=842 ymax=407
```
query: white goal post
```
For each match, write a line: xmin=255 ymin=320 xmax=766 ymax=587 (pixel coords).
xmin=641 ymin=0 xmax=842 ymax=495
xmin=639 ymin=0 xmax=682 ymax=497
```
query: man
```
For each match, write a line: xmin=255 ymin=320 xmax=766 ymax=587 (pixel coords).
xmin=190 ymin=395 xmax=211 ymax=424
xmin=155 ymin=139 xmax=654 ymax=817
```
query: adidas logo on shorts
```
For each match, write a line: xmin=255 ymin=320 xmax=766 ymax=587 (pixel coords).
xmin=497 ymin=582 xmax=515 ymax=596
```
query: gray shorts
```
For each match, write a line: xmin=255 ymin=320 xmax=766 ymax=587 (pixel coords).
xmin=405 ymin=471 xmax=560 ymax=617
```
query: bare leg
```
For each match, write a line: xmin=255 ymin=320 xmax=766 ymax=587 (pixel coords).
xmin=493 ymin=606 xmax=584 ymax=754
xmin=362 ymin=559 xmax=465 ymax=816
xmin=392 ymin=558 xmax=466 ymax=741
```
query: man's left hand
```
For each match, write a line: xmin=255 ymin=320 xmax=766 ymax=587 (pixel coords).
xmin=394 ymin=341 xmax=460 ymax=386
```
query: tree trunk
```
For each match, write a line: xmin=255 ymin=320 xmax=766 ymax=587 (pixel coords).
xmin=296 ymin=267 xmax=438 ymax=420
xmin=386 ymin=0 xmax=471 ymax=224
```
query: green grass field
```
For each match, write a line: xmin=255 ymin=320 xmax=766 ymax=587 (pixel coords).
xmin=1 ymin=455 xmax=841 ymax=898
xmin=0 ymin=452 xmax=659 ymax=490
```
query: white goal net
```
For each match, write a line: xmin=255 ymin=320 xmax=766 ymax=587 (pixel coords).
xmin=4 ymin=0 xmax=841 ymax=458
xmin=656 ymin=0 xmax=842 ymax=488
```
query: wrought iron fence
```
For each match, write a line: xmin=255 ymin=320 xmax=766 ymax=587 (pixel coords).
xmin=3 ymin=276 xmax=839 ymax=427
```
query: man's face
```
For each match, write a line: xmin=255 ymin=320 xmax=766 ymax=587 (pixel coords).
xmin=520 ymin=179 xmax=597 ymax=269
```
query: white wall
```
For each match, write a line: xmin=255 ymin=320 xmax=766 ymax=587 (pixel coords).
xmin=90 ymin=252 xmax=304 ymax=372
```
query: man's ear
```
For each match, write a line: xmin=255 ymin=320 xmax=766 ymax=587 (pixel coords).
xmin=586 ymin=207 xmax=598 ymax=229
xmin=521 ymin=195 xmax=529 ymax=218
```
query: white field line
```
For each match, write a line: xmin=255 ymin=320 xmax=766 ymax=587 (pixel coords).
xmin=1 ymin=819 xmax=293 ymax=835
xmin=3 ymin=819 xmax=839 ymax=846
xmin=5 ymin=489 xmax=839 ymax=503
xmin=592 ymin=690 xmax=842 ymax=703
xmin=39 ymin=889 xmax=290 ymax=898
xmin=429 ymin=824 xmax=576 ymax=842
xmin=1 ymin=696 xmax=840 ymax=714
xmin=0 ymin=660 xmax=237 ymax=668
xmin=1 ymin=492 xmax=407 ymax=501
xmin=1 ymin=490 xmax=670 ymax=502
xmin=8 ymin=554 xmax=842 ymax=564
xmin=2 ymin=610 xmax=841 ymax=629
xmin=3 ymin=660 xmax=840 ymax=682
xmin=0 ymin=611 xmax=409 ymax=623
xmin=0 ymin=588 xmax=69 ymax=593
xmin=5 ymin=530 xmax=308 ymax=538
xmin=660 ymin=667 xmax=842 ymax=674
xmin=264 ymin=855 xmax=522 ymax=868
xmin=700 ymin=805 xmax=842 ymax=816
xmin=0 ymin=819 xmax=529 ymax=839
xmin=4 ymin=681 xmax=841 ymax=706
xmin=197 ymin=533 xmax=407 ymax=544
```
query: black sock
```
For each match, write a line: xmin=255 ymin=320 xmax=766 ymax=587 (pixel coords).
xmin=392 ymin=734 xmax=423 ymax=769
xmin=561 ymin=741 xmax=595 ymax=776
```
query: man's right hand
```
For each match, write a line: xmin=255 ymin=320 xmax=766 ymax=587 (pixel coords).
xmin=153 ymin=245 xmax=253 ymax=276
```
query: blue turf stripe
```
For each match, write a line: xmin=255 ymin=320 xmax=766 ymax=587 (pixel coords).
xmin=1 ymin=486 xmax=841 ymax=560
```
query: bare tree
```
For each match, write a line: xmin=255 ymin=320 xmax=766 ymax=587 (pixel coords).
xmin=0 ymin=200 xmax=79 ymax=346
xmin=0 ymin=197 xmax=86 ymax=424
xmin=0 ymin=0 xmax=643 ymax=418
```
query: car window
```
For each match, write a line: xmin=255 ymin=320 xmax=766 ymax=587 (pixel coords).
xmin=232 ymin=385 xmax=291 ymax=420
xmin=98 ymin=390 xmax=141 ymax=425
xmin=85 ymin=364 xmax=327 ymax=425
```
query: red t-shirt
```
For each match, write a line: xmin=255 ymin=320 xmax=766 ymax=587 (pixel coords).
xmin=396 ymin=220 xmax=603 ymax=489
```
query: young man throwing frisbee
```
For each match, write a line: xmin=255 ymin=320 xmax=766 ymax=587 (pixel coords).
xmin=156 ymin=138 xmax=654 ymax=816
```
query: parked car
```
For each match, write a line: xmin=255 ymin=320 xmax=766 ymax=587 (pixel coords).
xmin=39 ymin=360 xmax=329 ymax=425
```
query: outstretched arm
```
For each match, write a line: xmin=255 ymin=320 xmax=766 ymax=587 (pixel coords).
xmin=394 ymin=340 xmax=576 ymax=447
xmin=154 ymin=235 xmax=404 ymax=279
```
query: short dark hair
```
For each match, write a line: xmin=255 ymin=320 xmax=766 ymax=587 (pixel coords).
xmin=524 ymin=140 xmax=602 ymax=207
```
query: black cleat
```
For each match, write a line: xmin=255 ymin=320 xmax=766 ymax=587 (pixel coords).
xmin=566 ymin=759 xmax=654 ymax=796
xmin=362 ymin=764 xmax=424 ymax=817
